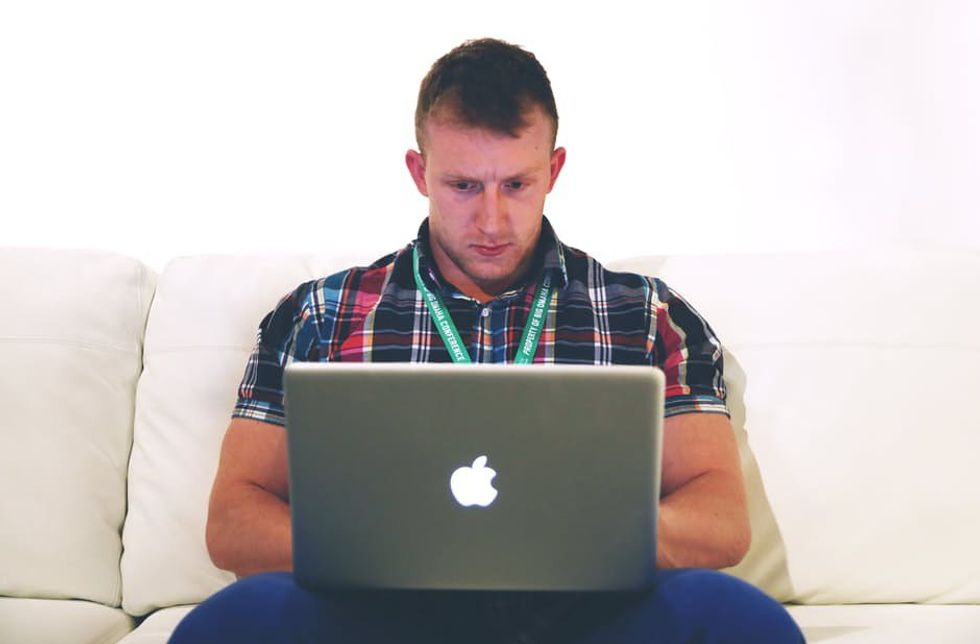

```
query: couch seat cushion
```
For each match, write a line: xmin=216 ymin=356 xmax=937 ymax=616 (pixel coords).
xmin=788 ymin=604 xmax=980 ymax=643
xmin=116 ymin=605 xmax=195 ymax=644
xmin=0 ymin=597 xmax=134 ymax=644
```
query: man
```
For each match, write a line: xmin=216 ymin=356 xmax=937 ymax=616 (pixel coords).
xmin=172 ymin=38 xmax=804 ymax=643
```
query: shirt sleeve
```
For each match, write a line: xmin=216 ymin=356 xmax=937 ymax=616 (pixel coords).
xmin=647 ymin=277 xmax=731 ymax=419
xmin=232 ymin=281 xmax=319 ymax=427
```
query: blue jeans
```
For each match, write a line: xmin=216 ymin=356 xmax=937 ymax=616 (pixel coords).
xmin=170 ymin=569 xmax=804 ymax=644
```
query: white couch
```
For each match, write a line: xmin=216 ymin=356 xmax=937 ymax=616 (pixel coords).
xmin=1 ymin=245 xmax=978 ymax=644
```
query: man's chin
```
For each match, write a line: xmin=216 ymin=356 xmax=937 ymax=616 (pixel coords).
xmin=466 ymin=264 xmax=528 ymax=295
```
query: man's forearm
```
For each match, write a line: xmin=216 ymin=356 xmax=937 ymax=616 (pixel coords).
xmin=656 ymin=470 xmax=751 ymax=570
xmin=207 ymin=468 xmax=748 ymax=576
xmin=206 ymin=482 xmax=293 ymax=578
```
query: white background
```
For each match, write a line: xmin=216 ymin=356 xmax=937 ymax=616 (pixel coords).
xmin=2 ymin=0 xmax=977 ymax=272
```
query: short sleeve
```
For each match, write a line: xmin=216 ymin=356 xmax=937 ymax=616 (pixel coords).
xmin=232 ymin=281 xmax=319 ymax=427
xmin=647 ymin=278 xmax=730 ymax=419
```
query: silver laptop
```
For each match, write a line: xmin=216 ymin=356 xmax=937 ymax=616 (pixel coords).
xmin=283 ymin=362 xmax=665 ymax=592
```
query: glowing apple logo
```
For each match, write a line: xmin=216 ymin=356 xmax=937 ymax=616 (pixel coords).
xmin=450 ymin=455 xmax=498 ymax=507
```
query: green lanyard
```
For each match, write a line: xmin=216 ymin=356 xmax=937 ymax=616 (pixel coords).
xmin=412 ymin=246 xmax=553 ymax=364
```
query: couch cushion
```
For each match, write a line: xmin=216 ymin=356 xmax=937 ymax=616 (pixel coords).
xmin=116 ymin=605 xmax=196 ymax=644
xmin=0 ymin=249 xmax=155 ymax=607
xmin=0 ymin=597 xmax=134 ymax=644
xmin=121 ymin=253 xmax=361 ymax=615
xmin=110 ymin=603 xmax=980 ymax=644
xmin=787 ymin=604 xmax=980 ymax=644
xmin=610 ymin=248 xmax=980 ymax=604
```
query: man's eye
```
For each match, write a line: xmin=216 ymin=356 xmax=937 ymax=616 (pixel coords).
xmin=452 ymin=182 xmax=475 ymax=191
xmin=507 ymin=181 xmax=526 ymax=190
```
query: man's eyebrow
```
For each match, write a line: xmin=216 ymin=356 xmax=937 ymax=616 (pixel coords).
xmin=440 ymin=168 xmax=540 ymax=181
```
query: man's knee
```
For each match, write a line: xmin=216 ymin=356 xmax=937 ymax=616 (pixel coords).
xmin=169 ymin=572 xmax=470 ymax=644
xmin=169 ymin=572 xmax=296 ymax=643
xmin=653 ymin=569 xmax=804 ymax=643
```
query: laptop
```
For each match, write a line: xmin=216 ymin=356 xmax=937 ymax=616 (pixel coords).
xmin=283 ymin=362 xmax=665 ymax=592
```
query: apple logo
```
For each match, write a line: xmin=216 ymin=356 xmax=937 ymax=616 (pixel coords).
xmin=450 ymin=455 xmax=498 ymax=507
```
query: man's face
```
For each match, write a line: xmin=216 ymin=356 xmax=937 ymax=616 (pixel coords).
xmin=405 ymin=106 xmax=566 ymax=302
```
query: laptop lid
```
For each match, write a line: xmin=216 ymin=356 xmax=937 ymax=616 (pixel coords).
xmin=284 ymin=362 xmax=665 ymax=592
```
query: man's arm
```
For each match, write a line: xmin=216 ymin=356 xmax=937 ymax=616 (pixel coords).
xmin=656 ymin=412 xmax=750 ymax=570
xmin=206 ymin=417 xmax=293 ymax=577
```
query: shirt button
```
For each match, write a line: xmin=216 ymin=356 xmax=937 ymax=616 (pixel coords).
xmin=481 ymin=306 xmax=491 ymax=318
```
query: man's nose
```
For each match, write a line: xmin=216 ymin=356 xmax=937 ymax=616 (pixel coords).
xmin=475 ymin=186 xmax=507 ymax=235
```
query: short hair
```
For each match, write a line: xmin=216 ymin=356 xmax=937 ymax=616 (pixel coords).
xmin=414 ymin=38 xmax=559 ymax=155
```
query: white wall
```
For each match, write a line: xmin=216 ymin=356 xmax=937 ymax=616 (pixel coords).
xmin=2 ymin=0 xmax=976 ymax=272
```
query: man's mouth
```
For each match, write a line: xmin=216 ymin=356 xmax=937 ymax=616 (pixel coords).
xmin=472 ymin=243 xmax=509 ymax=257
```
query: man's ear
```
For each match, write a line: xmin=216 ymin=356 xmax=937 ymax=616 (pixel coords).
xmin=547 ymin=146 xmax=567 ymax=193
xmin=405 ymin=149 xmax=429 ymax=197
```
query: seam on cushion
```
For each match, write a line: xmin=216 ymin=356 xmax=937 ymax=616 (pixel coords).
xmin=146 ymin=345 xmax=253 ymax=354
xmin=121 ymin=261 xmax=152 ymax=616
xmin=0 ymin=337 xmax=136 ymax=354
xmin=136 ymin=262 xmax=146 ymax=360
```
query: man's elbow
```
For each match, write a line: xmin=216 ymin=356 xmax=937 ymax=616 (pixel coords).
xmin=205 ymin=490 xmax=247 ymax=575
xmin=205 ymin=509 xmax=233 ymax=573
xmin=721 ymin=516 xmax=752 ymax=569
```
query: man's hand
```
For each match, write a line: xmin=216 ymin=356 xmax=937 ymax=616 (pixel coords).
xmin=206 ymin=417 xmax=293 ymax=577
xmin=656 ymin=412 xmax=750 ymax=570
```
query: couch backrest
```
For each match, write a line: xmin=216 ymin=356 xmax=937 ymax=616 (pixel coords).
xmin=123 ymin=245 xmax=980 ymax=613
xmin=120 ymin=252 xmax=361 ymax=615
xmin=0 ymin=249 xmax=155 ymax=607
xmin=610 ymin=247 xmax=980 ymax=604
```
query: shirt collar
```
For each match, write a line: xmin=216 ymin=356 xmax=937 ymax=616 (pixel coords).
xmin=412 ymin=215 xmax=569 ymax=302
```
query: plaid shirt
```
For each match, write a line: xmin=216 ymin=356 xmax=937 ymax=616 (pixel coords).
xmin=233 ymin=217 xmax=729 ymax=426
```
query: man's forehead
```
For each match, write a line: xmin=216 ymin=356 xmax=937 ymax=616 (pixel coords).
xmin=422 ymin=112 xmax=554 ymax=175
xmin=422 ymin=106 xmax=555 ymax=148
xmin=428 ymin=144 xmax=551 ymax=179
